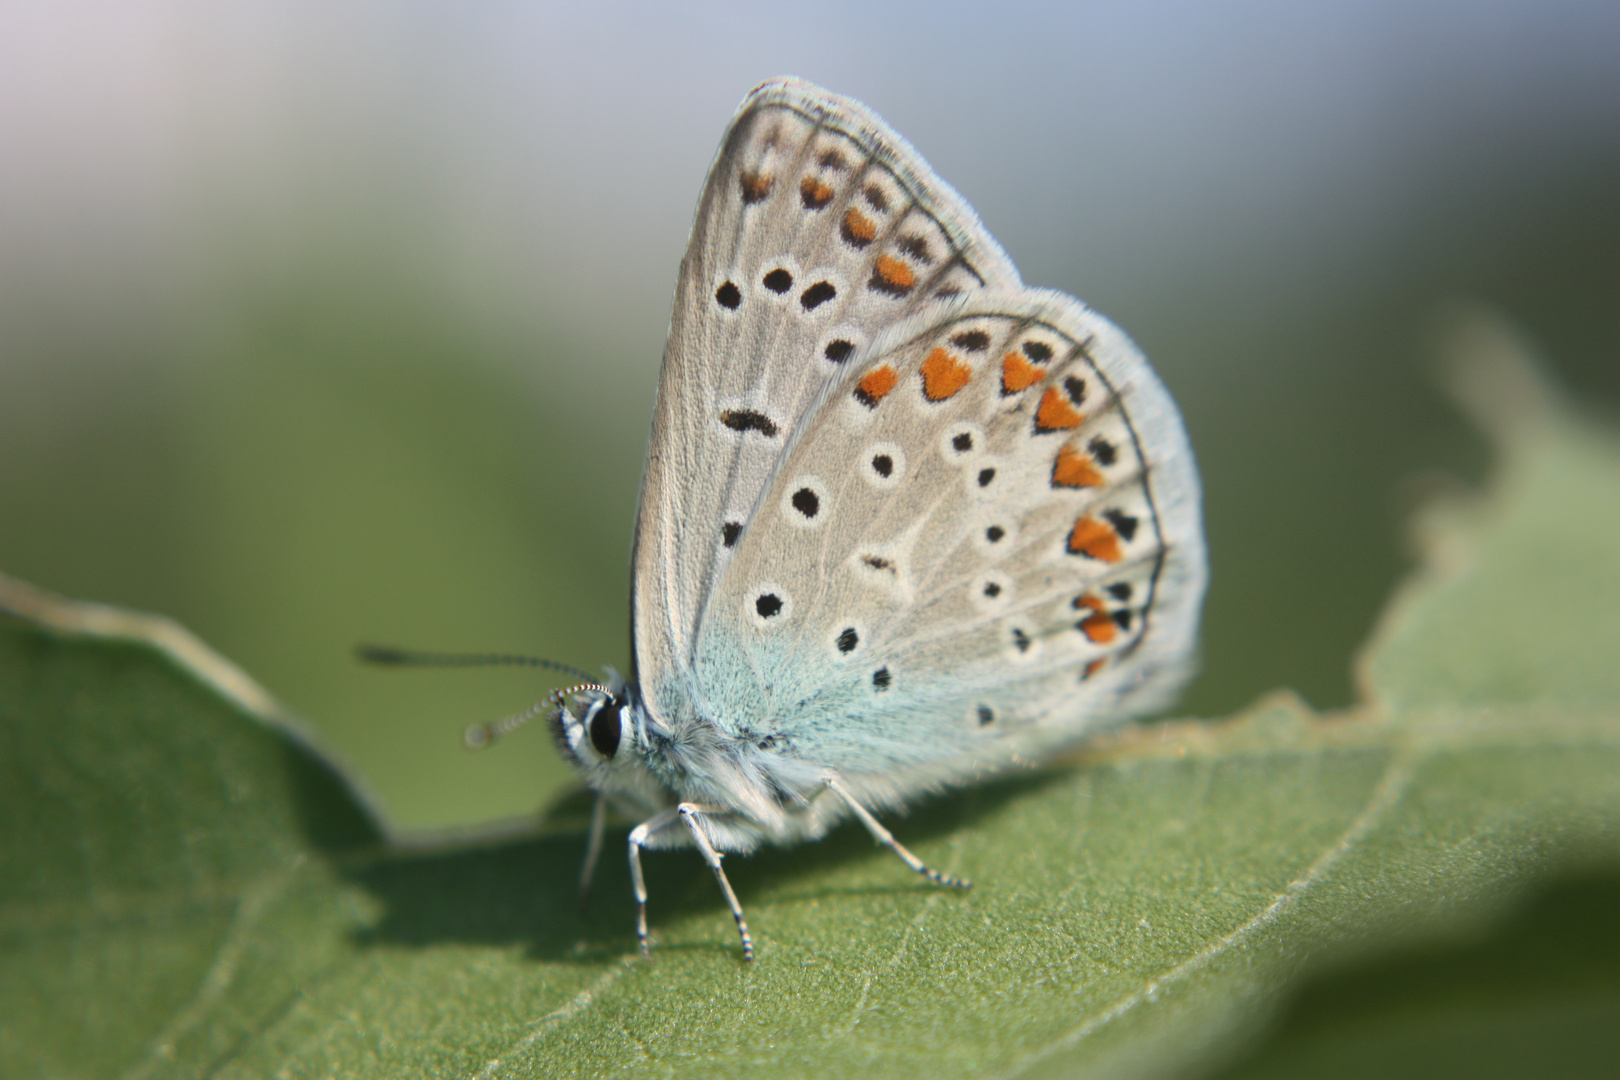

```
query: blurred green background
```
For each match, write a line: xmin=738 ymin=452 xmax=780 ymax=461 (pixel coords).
xmin=1 ymin=1 xmax=1615 ymax=832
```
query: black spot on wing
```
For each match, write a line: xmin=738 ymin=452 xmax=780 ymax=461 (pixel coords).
xmin=800 ymin=281 xmax=837 ymax=311
xmin=720 ymin=410 xmax=779 ymax=437
xmin=790 ymin=487 xmax=820 ymax=519
xmin=1102 ymin=508 xmax=1140 ymax=543
xmin=824 ymin=339 xmax=854 ymax=363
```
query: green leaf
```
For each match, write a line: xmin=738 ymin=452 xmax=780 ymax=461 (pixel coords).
xmin=1359 ymin=319 xmax=1620 ymax=711
xmin=3 ymin=319 xmax=1618 ymax=1078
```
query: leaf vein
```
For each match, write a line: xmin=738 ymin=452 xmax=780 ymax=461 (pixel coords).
xmin=988 ymin=750 xmax=1417 ymax=1079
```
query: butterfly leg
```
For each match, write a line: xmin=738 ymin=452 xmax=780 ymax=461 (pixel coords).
xmin=824 ymin=776 xmax=971 ymax=890
xmin=577 ymin=791 xmax=608 ymax=907
xmin=678 ymin=804 xmax=755 ymax=961
xmin=627 ymin=808 xmax=679 ymax=959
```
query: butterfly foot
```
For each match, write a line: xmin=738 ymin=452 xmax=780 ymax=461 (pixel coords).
xmin=636 ymin=902 xmax=653 ymax=961
xmin=926 ymin=867 xmax=973 ymax=890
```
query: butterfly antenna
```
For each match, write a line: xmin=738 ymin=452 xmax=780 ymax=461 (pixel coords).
xmin=464 ymin=680 xmax=610 ymax=749
xmin=356 ymin=644 xmax=595 ymax=684
xmin=357 ymin=645 xmax=606 ymax=749
xmin=461 ymin=699 xmax=541 ymax=750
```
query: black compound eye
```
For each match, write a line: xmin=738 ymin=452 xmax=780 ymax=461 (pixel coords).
xmin=588 ymin=700 xmax=622 ymax=759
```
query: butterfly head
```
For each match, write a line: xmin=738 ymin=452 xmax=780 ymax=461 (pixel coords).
xmin=549 ymin=676 xmax=656 ymax=791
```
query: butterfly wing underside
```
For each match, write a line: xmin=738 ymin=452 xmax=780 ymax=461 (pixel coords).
xmin=691 ymin=290 xmax=1206 ymax=799
xmin=634 ymin=78 xmax=1022 ymax=721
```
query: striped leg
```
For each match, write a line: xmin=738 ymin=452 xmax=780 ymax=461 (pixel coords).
xmin=577 ymin=792 xmax=607 ymax=906
xmin=627 ymin=809 xmax=679 ymax=959
xmin=825 ymin=776 xmax=970 ymax=889
xmin=678 ymin=804 xmax=754 ymax=961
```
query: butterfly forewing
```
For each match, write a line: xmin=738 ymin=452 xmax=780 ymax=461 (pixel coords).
xmin=691 ymin=290 xmax=1205 ymax=794
xmin=634 ymin=79 xmax=1022 ymax=719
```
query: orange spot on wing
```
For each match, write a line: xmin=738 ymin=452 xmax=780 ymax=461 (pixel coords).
xmin=800 ymin=175 xmax=834 ymax=209
xmin=1035 ymin=386 xmax=1084 ymax=432
xmin=1072 ymin=595 xmax=1117 ymax=644
xmin=1082 ymin=658 xmax=1108 ymax=680
xmin=920 ymin=347 xmax=972 ymax=401
xmin=1001 ymin=352 xmax=1042 ymax=393
xmin=854 ymin=365 xmax=899 ymax=408
xmin=739 ymin=170 xmax=774 ymax=203
xmin=1080 ymin=613 xmax=1117 ymax=645
xmin=1067 ymin=516 xmax=1122 ymax=562
xmin=872 ymin=253 xmax=916 ymax=295
xmin=842 ymin=206 xmax=877 ymax=246
xmin=1052 ymin=443 xmax=1104 ymax=488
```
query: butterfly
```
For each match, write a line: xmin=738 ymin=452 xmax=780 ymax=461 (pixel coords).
xmin=494 ymin=77 xmax=1203 ymax=960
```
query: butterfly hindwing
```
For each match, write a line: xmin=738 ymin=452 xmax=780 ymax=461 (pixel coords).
xmin=633 ymin=79 xmax=1022 ymax=721
xmin=691 ymin=290 xmax=1205 ymax=795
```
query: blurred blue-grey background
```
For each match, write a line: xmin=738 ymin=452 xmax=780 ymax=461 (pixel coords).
xmin=2 ymin=0 xmax=1614 ymax=829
